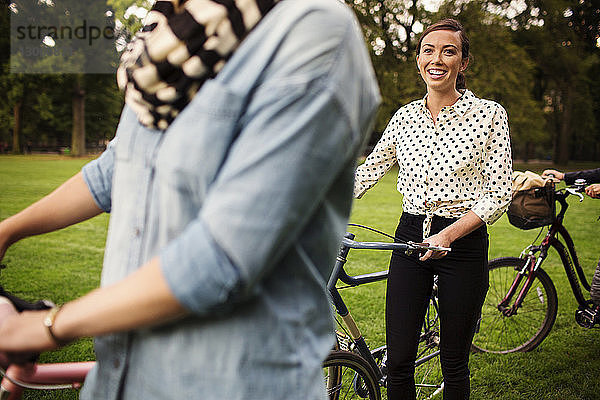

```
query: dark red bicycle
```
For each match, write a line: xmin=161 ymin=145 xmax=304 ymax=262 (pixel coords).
xmin=472 ymin=179 xmax=599 ymax=354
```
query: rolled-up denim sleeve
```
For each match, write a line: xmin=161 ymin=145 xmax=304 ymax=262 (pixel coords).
xmin=161 ymin=81 xmax=357 ymax=315
xmin=160 ymin=219 xmax=242 ymax=314
xmin=159 ymin=5 xmax=379 ymax=315
xmin=81 ymin=138 xmax=116 ymax=213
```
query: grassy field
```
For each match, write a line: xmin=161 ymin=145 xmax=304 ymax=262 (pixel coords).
xmin=0 ymin=155 xmax=106 ymax=399
xmin=344 ymin=160 xmax=600 ymax=400
xmin=0 ymin=155 xmax=599 ymax=399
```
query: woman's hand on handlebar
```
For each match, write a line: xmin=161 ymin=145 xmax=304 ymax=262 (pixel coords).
xmin=420 ymin=232 xmax=450 ymax=262
xmin=541 ymin=169 xmax=564 ymax=182
xmin=585 ymin=183 xmax=600 ymax=199
xmin=420 ymin=211 xmax=484 ymax=261
xmin=0 ymin=306 xmax=61 ymax=356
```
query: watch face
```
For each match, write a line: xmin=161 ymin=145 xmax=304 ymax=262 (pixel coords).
xmin=44 ymin=307 xmax=59 ymax=327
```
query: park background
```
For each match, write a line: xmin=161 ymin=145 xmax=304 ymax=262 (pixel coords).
xmin=1 ymin=0 xmax=600 ymax=399
xmin=1 ymin=0 xmax=600 ymax=164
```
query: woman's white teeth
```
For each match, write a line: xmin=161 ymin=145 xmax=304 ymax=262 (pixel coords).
xmin=429 ymin=69 xmax=446 ymax=75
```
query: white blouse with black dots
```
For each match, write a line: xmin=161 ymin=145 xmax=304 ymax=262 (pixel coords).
xmin=354 ymin=90 xmax=513 ymax=237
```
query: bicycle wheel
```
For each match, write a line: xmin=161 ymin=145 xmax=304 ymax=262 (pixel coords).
xmin=323 ymin=350 xmax=381 ymax=400
xmin=472 ymin=257 xmax=558 ymax=353
xmin=414 ymin=294 xmax=443 ymax=400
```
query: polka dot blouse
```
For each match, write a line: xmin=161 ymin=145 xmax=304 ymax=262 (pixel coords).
xmin=354 ymin=90 xmax=513 ymax=236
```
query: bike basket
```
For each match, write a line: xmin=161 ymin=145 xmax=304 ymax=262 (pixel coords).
xmin=507 ymin=172 xmax=555 ymax=230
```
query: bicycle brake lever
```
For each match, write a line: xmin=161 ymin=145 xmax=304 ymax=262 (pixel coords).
xmin=407 ymin=241 xmax=451 ymax=253
xmin=565 ymin=188 xmax=585 ymax=202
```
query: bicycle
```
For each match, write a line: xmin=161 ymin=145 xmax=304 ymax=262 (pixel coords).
xmin=0 ymin=265 xmax=94 ymax=400
xmin=323 ymin=224 xmax=448 ymax=400
xmin=472 ymin=179 xmax=600 ymax=354
xmin=0 ymin=232 xmax=446 ymax=400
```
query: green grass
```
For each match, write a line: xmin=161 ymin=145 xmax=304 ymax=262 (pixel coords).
xmin=0 ymin=155 xmax=107 ymax=399
xmin=0 ymin=155 xmax=599 ymax=399
xmin=345 ymin=161 xmax=600 ymax=400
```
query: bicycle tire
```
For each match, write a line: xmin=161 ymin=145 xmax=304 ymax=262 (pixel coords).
xmin=472 ymin=257 xmax=558 ymax=353
xmin=414 ymin=293 xmax=443 ymax=399
xmin=323 ymin=350 xmax=381 ymax=400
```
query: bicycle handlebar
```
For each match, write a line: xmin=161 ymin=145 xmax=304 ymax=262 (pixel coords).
xmin=0 ymin=297 xmax=41 ymax=366
xmin=563 ymin=179 xmax=588 ymax=202
xmin=329 ymin=232 xmax=451 ymax=289
xmin=341 ymin=237 xmax=451 ymax=253
xmin=0 ymin=265 xmax=54 ymax=366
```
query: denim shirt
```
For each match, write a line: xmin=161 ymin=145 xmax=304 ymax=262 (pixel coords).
xmin=80 ymin=1 xmax=380 ymax=399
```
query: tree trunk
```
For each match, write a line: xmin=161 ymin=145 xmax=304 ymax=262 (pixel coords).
xmin=523 ymin=141 xmax=536 ymax=162
xmin=71 ymin=74 xmax=86 ymax=156
xmin=12 ymin=100 xmax=22 ymax=154
xmin=554 ymin=85 xmax=572 ymax=165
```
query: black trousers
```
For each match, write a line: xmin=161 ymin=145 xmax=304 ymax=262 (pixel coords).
xmin=386 ymin=213 xmax=489 ymax=400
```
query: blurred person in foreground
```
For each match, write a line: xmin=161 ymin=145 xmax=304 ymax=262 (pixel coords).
xmin=0 ymin=1 xmax=381 ymax=399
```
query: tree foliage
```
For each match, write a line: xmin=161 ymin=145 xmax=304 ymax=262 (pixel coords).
xmin=494 ymin=0 xmax=600 ymax=162
xmin=1 ymin=0 xmax=599 ymax=162
xmin=344 ymin=0 xmax=600 ymax=162
xmin=0 ymin=0 xmax=122 ymax=154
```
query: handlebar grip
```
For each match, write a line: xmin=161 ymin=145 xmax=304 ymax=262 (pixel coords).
xmin=0 ymin=286 xmax=54 ymax=312
xmin=0 ymin=297 xmax=18 ymax=368
xmin=0 ymin=297 xmax=18 ymax=343
xmin=407 ymin=241 xmax=451 ymax=252
xmin=0 ymin=297 xmax=41 ymax=366
xmin=0 ymin=296 xmax=18 ymax=320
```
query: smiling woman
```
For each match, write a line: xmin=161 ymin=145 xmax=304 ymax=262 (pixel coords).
xmin=418 ymin=33 xmax=463 ymax=85
xmin=415 ymin=19 xmax=470 ymax=118
xmin=353 ymin=18 xmax=513 ymax=400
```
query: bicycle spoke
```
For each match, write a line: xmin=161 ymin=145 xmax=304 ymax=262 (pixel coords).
xmin=323 ymin=351 xmax=380 ymax=400
xmin=473 ymin=258 xmax=557 ymax=353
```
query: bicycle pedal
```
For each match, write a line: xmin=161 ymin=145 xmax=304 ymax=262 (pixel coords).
xmin=575 ymin=305 xmax=600 ymax=329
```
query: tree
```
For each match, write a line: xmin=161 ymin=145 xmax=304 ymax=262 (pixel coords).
xmin=481 ymin=0 xmax=600 ymax=163
xmin=71 ymin=74 xmax=86 ymax=156
xmin=434 ymin=0 xmax=547 ymax=161
xmin=343 ymin=1 xmax=438 ymax=138
xmin=344 ymin=0 xmax=546 ymax=161
xmin=2 ymin=0 xmax=122 ymax=155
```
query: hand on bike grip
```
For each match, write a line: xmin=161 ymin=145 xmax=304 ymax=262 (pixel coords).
xmin=406 ymin=241 xmax=451 ymax=253
xmin=0 ymin=297 xmax=40 ymax=365
xmin=585 ymin=183 xmax=600 ymax=199
xmin=408 ymin=241 xmax=451 ymax=252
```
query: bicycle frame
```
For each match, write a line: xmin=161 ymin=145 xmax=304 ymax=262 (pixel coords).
xmin=327 ymin=233 xmax=391 ymax=382
xmin=499 ymin=189 xmax=593 ymax=316
xmin=0 ymin=361 xmax=94 ymax=399
xmin=327 ymin=233 xmax=442 ymax=384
